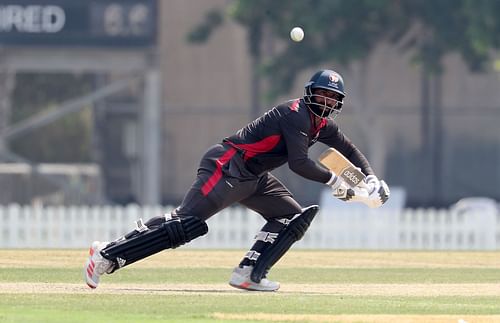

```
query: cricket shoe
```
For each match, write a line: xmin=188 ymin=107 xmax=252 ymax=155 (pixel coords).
xmin=229 ymin=265 xmax=280 ymax=291
xmin=84 ymin=241 xmax=113 ymax=289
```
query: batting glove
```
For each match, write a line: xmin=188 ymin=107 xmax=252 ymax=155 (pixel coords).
xmin=332 ymin=182 xmax=355 ymax=201
xmin=348 ymin=175 xmax=390 ymax=208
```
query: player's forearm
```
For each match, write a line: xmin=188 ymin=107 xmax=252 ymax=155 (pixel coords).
xmin=333 ymin=140 xmax=374 ymax=176
xmin=320 ymin=127 xmax=374 ymax=176
xmin=347 ymin=148 xmax=374 ymax=176
xmin=288 ymin=158 xmax=331 ymax=183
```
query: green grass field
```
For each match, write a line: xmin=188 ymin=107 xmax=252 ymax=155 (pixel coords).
xmin=1 ymin=250 xmax=500 ymax=322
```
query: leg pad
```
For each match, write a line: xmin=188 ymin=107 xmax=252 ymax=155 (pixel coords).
xmin=101 ymin=215 xmax=208 ymax=269
xmin=251 ymin=205 xmax=319 ymax=283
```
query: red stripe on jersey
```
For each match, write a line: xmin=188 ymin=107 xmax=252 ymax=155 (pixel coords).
xmin=310 ymin=114 xmax=328 ymax=137
xmin=315 ymin=118 xmax=328 ymax=133
xmin=201 ymin=147 xmax=237 ymax=196
xmin=289 ymin=99 xmax=300 ymax=111
xmin=230 ymin=135 xmax=281 ymax=161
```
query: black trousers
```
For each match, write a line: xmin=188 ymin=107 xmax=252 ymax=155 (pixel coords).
xmin=174 ymin=144 xmax=302 ymax=221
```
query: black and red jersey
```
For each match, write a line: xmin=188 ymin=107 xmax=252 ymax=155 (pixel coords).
xmin=223 ymin=99 xmax=373 ymax=184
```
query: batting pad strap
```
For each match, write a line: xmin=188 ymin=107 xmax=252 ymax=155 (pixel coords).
xmin=254 ymin=231 xmax=279 ymax=243
xmin=250 ymin=205 xmax=319 ymax=283
xmin=135 ymin=218 xmax=148 ymax=232
xmin=244 ymin=250 xmax=261 ymax=261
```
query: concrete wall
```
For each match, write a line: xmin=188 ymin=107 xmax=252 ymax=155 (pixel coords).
xmin=159 ymin=1 xmax=251 ymax=201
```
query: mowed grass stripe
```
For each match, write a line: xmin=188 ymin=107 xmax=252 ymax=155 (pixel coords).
xmin=1 ymin=294 xmax=500 ymax=316
xmin=2 ymin=282 xmax=500 ymax=296
xmin=1 ymin=267 xmax=500 ymax=284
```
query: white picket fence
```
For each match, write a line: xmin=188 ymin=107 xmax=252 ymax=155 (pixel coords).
xmin=0 ymin=204 xmax=499 ymax=249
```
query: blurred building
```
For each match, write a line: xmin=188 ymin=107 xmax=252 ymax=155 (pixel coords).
xmin=0 ymin=0 xmax=499 ymax=207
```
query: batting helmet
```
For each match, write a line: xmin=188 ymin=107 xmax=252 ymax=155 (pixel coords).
xmin=303 ymin=69 xmax=346 ymax=119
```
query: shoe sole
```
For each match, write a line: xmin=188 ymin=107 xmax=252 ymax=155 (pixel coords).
xmin=228 ymin=281 xmax=279 ymax=292
xmin=86 ymin=281 xmax=97 ymax=289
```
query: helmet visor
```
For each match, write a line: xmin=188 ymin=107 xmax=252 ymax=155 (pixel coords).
xmin=304 ymin=87 xmax=344 ymax=119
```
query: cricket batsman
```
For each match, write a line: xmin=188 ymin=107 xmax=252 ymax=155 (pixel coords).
xmin=84 ymin=69 xmax=390 ymax=291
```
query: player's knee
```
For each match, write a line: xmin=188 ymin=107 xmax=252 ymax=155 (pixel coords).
xmin=144 ymin=214 xmax=208 ymax=250
xmin=289 ymin=205 xmax=319 ymax=239
xmin=144 ymin=215 xmax=168 ymax=228
xmin=272 ymin=205 xmax=319 ymax=239
xmin=166 ymin=215 xmax=208 ymax=248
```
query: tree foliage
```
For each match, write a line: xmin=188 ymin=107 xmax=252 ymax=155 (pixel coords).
xmin=399 ymin=0 xmax=500 ymax=72
xmin=189 ymin=0 xmax=500 ymax=97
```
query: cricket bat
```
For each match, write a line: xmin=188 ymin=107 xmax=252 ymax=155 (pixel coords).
xmin=318 ymin=148 xmax=367 ymax=188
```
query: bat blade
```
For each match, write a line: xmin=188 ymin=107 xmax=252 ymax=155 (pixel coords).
xmin=318 ymin=148 xmax=366 ymax=188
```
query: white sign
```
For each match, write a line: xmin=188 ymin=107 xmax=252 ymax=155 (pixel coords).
xmin=0 ymin=5 xmax=65 ymax=33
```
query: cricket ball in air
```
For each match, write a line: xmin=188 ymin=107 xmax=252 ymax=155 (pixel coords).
xmin=290 ymin=27 xmax=304 ymax=42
